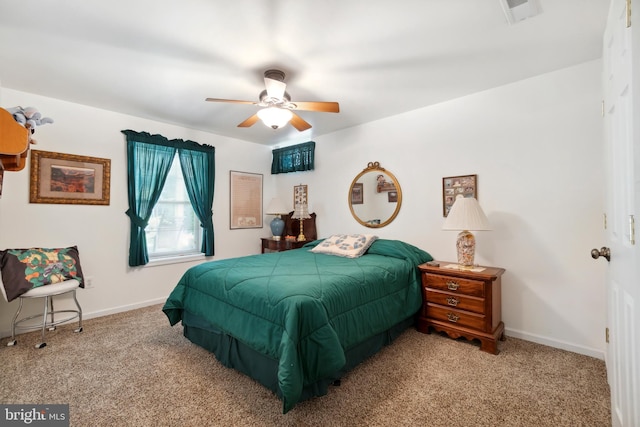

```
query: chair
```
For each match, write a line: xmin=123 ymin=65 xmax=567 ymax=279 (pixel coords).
xmin=1 ymin=277 xmax=83 ymax=349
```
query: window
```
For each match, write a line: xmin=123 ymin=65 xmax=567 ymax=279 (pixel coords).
xmin=146 ymin=156 xmax=201 ymax=258
xmin=271 ymin=141 xmax=315 ymax=174
xmin=122 ymin=130 xmax=215 ymax=267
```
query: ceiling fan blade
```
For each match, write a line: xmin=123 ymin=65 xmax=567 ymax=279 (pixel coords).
xmin=290 ymin=113 xmax=312 ymax=132
xmin=264 ymin=78 xmax=286 ymax=99
xmin=292 ymin=101 xmax=340 ymax=113
xmin=237 ymin=114 xmax=260 ymax=128
xmin=206 ymin=98 xmax=257 ymax=105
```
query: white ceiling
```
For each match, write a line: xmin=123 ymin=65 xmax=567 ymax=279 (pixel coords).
xmin=0 ymin=0 xmax=610 ymax=146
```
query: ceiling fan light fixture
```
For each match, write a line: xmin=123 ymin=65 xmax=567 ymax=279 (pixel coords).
xmin=257 ymin=107 xmax=293 ymax=129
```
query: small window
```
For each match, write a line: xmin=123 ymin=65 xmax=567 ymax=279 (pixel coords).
xmin=271 ymin=141 xmax=315 ymax=174
xmin=146 ymin=157 xmax=201 ymax=258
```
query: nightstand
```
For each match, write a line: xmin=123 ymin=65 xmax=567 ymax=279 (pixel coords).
xmin=260 ymin=238 xmax=307 ymax=253
xmin=417 ymin=262 xmax=506 ymax=354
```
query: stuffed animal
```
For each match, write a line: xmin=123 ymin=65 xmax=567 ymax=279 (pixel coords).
xmin=5 ymin=106 xmax=54 ymax=132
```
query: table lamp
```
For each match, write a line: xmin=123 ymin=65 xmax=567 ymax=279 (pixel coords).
xmin=265 ymin=197 xmax=288 ymax=240
xmin=442 ymin=196 xmax=491 ymax=268
xmin=291 ymin=203 xmax=311 ymax=241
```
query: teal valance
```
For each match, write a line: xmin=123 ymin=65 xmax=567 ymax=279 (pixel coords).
xmin=271 ymin=141 xmax=315 ymax=174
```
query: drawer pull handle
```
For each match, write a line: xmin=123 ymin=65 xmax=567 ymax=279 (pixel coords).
xmin=446 ymin=296 xmax=459 ymax=306
xmin=446 ymin=281 xmax=459 ymax=291
xmin=447 ymin=313 xmax=459 ymax=323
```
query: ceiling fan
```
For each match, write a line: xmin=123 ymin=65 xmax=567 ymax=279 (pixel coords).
xmin=205 ymin=69 xmax=340 ymax=132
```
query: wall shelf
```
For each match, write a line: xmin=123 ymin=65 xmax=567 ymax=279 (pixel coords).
xmin=0 ymin=107 xmax=30 ymax=171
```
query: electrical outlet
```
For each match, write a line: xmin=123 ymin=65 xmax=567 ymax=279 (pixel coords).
xmin=85 ymin=276 xmax=94 ymax=289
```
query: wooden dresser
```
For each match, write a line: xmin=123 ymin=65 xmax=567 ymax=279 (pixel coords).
xmin=417 ymin=262 xmax=505 ymax=354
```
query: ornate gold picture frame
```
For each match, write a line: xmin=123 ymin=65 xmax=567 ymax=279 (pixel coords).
xmin=30 ymin=150 xmax=111 ymax=205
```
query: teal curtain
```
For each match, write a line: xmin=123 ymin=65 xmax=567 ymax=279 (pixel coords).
xmin=122 ymin=130 xmax=177 ymax=267
xmin=177 ymin=141 xmax=216 ymax=256
xmin=271 ymin=141 xmax=315 ymax=174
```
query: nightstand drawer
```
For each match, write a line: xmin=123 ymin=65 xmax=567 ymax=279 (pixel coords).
xmin=424 ymin=274 xmax=485 ymax=297
xmin=426 ymin=304 xmax=485 ymax=330
xmin=425 ymin=289 xmax=485 ymax=314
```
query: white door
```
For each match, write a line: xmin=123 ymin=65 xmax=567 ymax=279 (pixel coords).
xmin=602 ymin=0 xmax=639 ymax=425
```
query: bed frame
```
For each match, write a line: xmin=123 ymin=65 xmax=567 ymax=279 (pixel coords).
xmin=181 ymin=309 xmax=414 ymax=404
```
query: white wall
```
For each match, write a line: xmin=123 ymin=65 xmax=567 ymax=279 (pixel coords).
xmin=275 ymin=60 xmax=607 ymax=358
xmin=0 ymin=88 xmax=273 ymax=334
xmin=0 ymin=59 xmax=606 ymax=359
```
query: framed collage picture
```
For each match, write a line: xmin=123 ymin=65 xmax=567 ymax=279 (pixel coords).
xmin=294 ymin=184 xmax=308 ymax=207
xmin=442 ymin=174 xmax=477 ymax=217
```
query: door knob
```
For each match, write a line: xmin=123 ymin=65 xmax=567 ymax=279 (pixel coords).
xmin=591 ymin=247 xmax=611 ymax=262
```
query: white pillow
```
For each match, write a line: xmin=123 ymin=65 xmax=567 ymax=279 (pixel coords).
xmin=310 ymin=234 xmax=378 ymax=258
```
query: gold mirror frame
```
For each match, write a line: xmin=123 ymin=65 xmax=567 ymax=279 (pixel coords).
xmin=348 ymin=161 xmax=402 ymax=228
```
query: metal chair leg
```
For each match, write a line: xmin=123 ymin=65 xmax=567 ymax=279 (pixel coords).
xmin=6 ymin=297 xmax=23 ymax=347
xmin=36 ymin=295 xmax=49 ymax=349
xmin=47 ymin=296 xmax=56 ymax=331
xmin=72 ymin=290 xmax=83 ymax=333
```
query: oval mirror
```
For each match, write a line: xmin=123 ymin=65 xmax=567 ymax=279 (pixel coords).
xmin=348 ymin=162 xmax=402 ymax=228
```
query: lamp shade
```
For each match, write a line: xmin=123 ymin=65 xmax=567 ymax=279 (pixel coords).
xmin=291 ymin=203 xmax=311 ymax=220
xmin=291 ymin=203 xmax=311 ymax=242
xmin=265 ymin=197 xmax=288 ymax=215
xmin=443 ymin=197 xmax=490 ymax=267
xmin=257 ymin=107 xmax=293 ymax=129
xmin=442 ymin=197 xmax=491 ymax=231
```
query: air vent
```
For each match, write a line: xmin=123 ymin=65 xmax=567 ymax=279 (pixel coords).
xmin=499 ymin=0 xmax=542 ymax=25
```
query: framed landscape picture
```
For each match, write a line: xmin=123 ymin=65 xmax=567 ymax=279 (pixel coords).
xmin=29 ymin=150 xmax=111 ymax=205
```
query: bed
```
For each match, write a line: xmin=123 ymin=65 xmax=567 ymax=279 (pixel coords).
xmin=162 ymin=236 xmax=432 ymax=413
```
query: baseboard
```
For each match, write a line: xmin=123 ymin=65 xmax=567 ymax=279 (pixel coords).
xmin=0 ymin=297 xmax=166 ymax=339
xmin=83 ymin=297 xmax=167 ymax=320
xmin=505 ymin=327 xmax=605 ymax=360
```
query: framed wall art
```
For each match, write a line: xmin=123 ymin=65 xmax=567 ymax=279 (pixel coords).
xmin=351 ymin=182 xmax=364 ymax=205
xmin=442 ymin=174 xmax=477 ymax=217
xmin=29 ymin=150 xmax=111 ymax=205
xmin=293 ymin=184 xmax=308 ymax=207
xmin=230 ymin=170 xmax=263 ymax=229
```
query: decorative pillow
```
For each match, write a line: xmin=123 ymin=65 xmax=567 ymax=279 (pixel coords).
xmin=310 ymin=234 xmax=378 ymax=258
xmin=0 ymin=246 xmax=85 ymax=302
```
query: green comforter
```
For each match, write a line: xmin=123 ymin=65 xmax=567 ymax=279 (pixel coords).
xmin=163 ymin=239 xmax=432 ymax=412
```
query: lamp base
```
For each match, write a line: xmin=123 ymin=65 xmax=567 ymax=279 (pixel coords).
xmin=297 ymin=218 xmax=306 ymax=242
xmin=270 ymin=216 xmax=285 ymax=240
xmin=456 ymin=230 xmax=476 ymax=268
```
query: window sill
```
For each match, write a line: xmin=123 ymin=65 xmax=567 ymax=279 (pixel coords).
xmin=147 ymin=253 xmax=205 ymax=267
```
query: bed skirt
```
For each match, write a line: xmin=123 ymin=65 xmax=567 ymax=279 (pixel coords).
xmin=181 ymin=310 xmax=414 ymax=411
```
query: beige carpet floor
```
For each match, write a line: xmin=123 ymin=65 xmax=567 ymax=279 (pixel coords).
xmin=0 ymin=304 xmax=610 ymax=426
